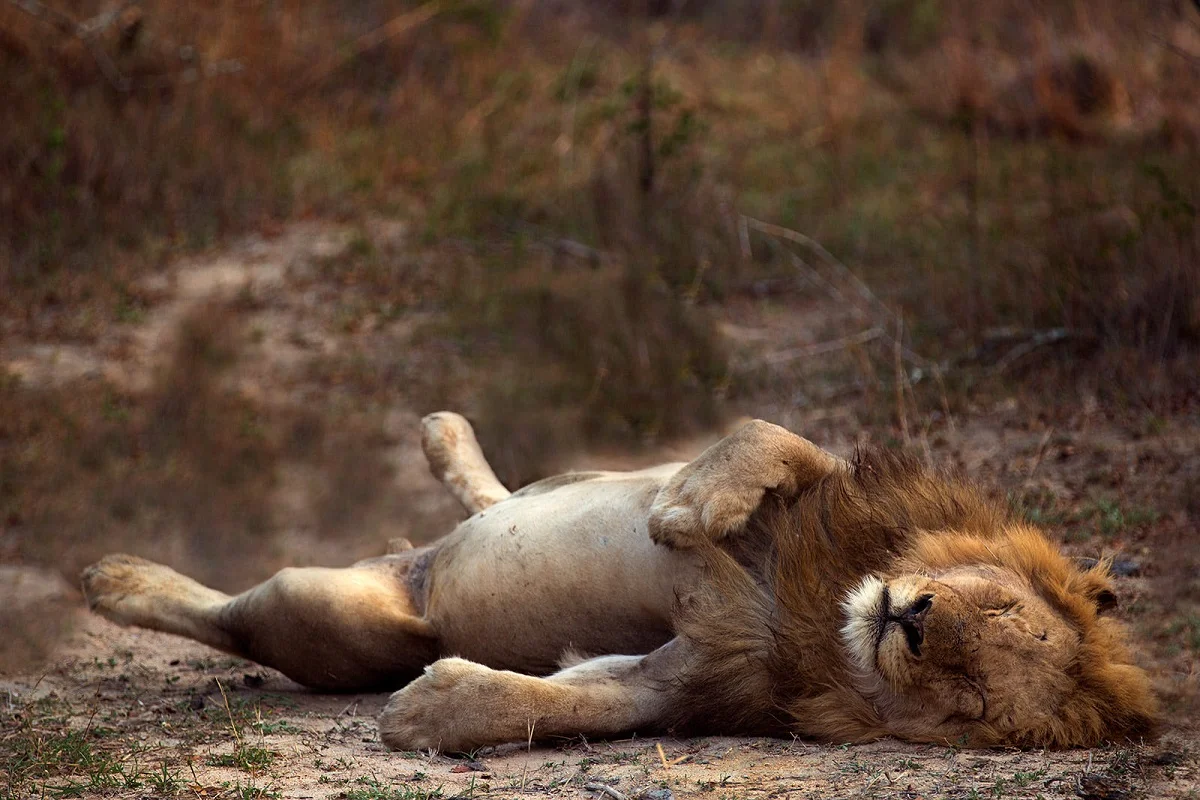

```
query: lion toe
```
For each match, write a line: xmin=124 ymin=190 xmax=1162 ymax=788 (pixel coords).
xmin=648 ymin=501 xmax=702 ymax=548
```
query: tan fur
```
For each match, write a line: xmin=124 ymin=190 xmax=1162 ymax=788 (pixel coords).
xmin=80 ymin=417 xmax=1157 ymax=753
xmin=420 ymin=412 xmax=511 ymax=514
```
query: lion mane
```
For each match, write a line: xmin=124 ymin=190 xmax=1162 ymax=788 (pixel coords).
xmin=666 ymin=448 xmax=1158 ymax=747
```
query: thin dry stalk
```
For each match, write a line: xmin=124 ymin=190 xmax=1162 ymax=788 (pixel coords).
xmin=1027 ymin=428 xmax=1055 ymax=479
xmin=932 ymin=365 xmax=956 ymax=433
xmin=215 ymin=679 xmax=242 ymax=747
xmin=965 ymin=114 xmax=985 ymax=342
xmin=761 ymin=327 xmax=884 ymax=366
xmin=893 ymin=319 xmax=911 ymax=447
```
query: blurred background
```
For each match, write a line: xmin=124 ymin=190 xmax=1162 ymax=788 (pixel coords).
xmin=1 ymin=0 xmax=1198 ymax=711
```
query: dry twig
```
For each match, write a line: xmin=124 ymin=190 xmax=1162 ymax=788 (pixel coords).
xmin=761 ymin=327 xmax=884 ymax=366
xmin=894 ymin=319 xmax=911 ymax=446
xmin=990 ymin=328 xmax=1071 ymax=375
xmin=585 ymin=782 xmax=630 ymax=800
xmin=214 ymin=679 xmax=242 ymax=747
xmin=742 ymin=215 xmax=936 ymax=372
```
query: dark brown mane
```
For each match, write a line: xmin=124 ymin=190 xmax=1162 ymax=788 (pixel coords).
xmin=662 ymin=447 xmax=1154 ymax=745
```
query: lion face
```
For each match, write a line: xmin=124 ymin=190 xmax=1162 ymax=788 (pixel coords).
xmin=841 ymin=563 xmax=1147 ymax=746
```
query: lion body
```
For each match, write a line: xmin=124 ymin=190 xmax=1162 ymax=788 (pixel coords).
xmin=414 ymin=464 xmax=687 ymax=671
xmin=82 ymin=414 xmax=1156 ymax=751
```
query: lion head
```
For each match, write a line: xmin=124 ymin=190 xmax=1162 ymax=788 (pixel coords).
xmin=841 ymin=525 xmax=1155 ymax=747
xmin=668 ymin=450 xmax=1158 ymax=748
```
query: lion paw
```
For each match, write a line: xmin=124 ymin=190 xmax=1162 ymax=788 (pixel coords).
xmin=649 ymin=481 xmax=762 ymax=549
xmin=81 ymin=554 xmax=165 ymax=625
xmin=379 ymin=658 xmax=495 ymax=752
xmin=648 ymin=420 xmax=843 ymax=549
xmin=80 ymin=554 xmax=225 ymax=630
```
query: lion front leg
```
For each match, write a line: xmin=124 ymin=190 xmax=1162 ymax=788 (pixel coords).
xmin=378 ymin=643 xmax=684 ymax=752
xmin=649 ymin=420 xmax=846 ymax=549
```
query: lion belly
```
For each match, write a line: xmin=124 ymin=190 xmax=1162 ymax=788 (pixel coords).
xmin=424 ymin=465 xmax=692 ymax=673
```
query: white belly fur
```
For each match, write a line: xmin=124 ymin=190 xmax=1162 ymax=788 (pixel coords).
xmin=424 ymin=464 xmax=697 ymax=672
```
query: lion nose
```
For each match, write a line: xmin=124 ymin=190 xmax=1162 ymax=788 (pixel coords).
xmin=889 ymin=593 xmax=934 ymax=656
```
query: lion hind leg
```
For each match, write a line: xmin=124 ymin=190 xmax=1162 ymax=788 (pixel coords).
xmin=421 ymin=411 xmax=510 ymax=514
xmin=83 ymin=555 xmax=439 ymax=690
xmin=81 ymin=554 xmax=238 ymax=651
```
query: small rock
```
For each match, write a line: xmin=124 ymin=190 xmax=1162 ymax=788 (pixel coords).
xmin=1150 ymin=750 xmax=1185 ymax=766
xmin=1077 ymin=773 xmax=1130 ymax=800
xmin=638 ymin=790 xmax=675 ymax=800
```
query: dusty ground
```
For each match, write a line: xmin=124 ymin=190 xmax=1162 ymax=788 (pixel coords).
xmin=1 ymin=614 xmax=1196 ymax=799
xmin=3 ymin=222 xmax=1199 ymax=799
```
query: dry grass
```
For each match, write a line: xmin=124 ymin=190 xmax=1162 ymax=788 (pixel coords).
xmin=4 ymin=0 xmax=1196 ymax=363
xmin=1 ymin=0 xmax=1197 ymax=614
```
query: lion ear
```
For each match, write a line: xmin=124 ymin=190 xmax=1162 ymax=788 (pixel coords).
xmin=1093 ymin=588 xmax=1119 ymax=614
xmin=1072 ymin=559 xmax=1120 ymax=614
xmin=1082 ymin=576 xmax=1120 ymax=614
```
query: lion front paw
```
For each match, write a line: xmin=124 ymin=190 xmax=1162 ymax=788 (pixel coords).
xmin=648 ymin=481 xmax=763 ymax=549
xmin=378 ymin=658 xmax=499 ymax=753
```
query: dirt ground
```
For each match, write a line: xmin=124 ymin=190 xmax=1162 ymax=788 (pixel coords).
xmin=3 ymin=222 xmax=1199 ymax=799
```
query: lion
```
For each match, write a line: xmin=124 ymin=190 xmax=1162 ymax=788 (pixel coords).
xmin=80 ymin=413 xmax=1157 ymax=751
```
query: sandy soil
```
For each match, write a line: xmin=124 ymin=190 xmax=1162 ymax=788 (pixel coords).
xmin=0 ymin=613 xmax=1194 ymax=800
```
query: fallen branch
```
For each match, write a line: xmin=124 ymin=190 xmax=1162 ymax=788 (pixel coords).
xmin=584 ymin=782 xmax=629 ymax=800
xmin=990 ymin=328 xmax=1072 ymax=375
xmin=550 ymin=238 xmax=603 ymax=267
xmin=135 ymin=59 xmax=244 ymax=89
xmin=76 ymin=3 xmax=137 ymax=37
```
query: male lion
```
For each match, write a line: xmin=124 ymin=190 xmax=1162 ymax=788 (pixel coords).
xmin=81 ymin=413 xmax=1157 ymax=751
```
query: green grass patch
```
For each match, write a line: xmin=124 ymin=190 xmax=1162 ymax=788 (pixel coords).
xmin=206 ymin=746 xmax=278 ymax=772
xmin=343 ymin=775 xmax=444 ymax=800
